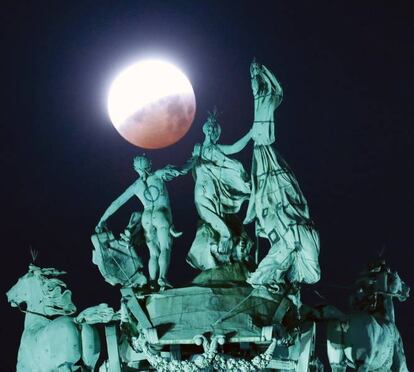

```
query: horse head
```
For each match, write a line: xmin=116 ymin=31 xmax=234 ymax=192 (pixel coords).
xmin=386 ymin=269 xmax=410 ymax=302
xmin=6 ymin=264 xmax=76 ymax=316
xmin=351 ymin=261 xmax=410 ymax=312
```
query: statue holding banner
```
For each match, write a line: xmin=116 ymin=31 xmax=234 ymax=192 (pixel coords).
xmin=244 ymin=61 xmax=321 ymax=288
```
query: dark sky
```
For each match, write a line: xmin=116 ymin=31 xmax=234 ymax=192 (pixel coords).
xmin=2 ymin=1 xmax=413 ymax=369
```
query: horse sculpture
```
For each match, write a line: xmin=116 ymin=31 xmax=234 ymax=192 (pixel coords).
xmin=6 ymin=264 xmax=101 ymax=372
xmin=321 ymin=261 xmax=409 ymax=371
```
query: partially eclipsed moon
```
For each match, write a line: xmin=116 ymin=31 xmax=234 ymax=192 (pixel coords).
xmin=107 ymin=59 xmax=196 ymax=149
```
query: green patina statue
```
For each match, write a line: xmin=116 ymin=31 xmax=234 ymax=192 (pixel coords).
xmin=244 ymin=61 xmax=321 ymax=288
xmin=186 ymin=112 xmax=253 ymax=271
xmin=96 ymin=155 xmax=183 ymax=290
xmin=8 ymin=61 xmax=410 ymax=372
xmin=314 ymin=261 xmax=409 ymax=371
xmin=6 ymin=265 xmax=106 ymax=371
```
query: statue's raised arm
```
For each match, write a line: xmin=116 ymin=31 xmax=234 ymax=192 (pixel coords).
xmin=250 ymin=61 xmax=283 ymax=146
xmin=155 ymin=163 xmax=188 ymax=181
xmin=218 ymin=128 xmax=252 ymax=155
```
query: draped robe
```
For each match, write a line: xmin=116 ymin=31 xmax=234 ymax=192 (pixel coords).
xmin=186 ymin=143 xmax=252 ymax=270
xmin=245 ymin=64 xmax=320 ymax=285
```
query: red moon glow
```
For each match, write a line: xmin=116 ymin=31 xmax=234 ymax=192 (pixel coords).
xmin=107 ymin=60 xmax=196 ymax=149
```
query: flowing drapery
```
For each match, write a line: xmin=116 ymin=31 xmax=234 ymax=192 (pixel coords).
xmin=245 ymin=62 xmax=320 ymax=285
xmin=187 ymin=144 xmax=251 ymax=270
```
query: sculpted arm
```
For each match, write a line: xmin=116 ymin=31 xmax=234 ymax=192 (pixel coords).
xmin=97 ymin=182 xmax=137 ymax=228
xmin=156 ymin=155 xmax=198 ymax=181
xmin=180 ymin=150 xmax=199 ymax=174
xmin=155 ymin=166 xmax=184 ymax=182
xmin=219 ymin=129 xmax=252 ymax=155
xmin=262 ymin=65 xmax=283 ymax=96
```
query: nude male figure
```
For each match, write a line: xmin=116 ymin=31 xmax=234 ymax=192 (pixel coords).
xmin=96 ymin=155 xmax=182 ymax=290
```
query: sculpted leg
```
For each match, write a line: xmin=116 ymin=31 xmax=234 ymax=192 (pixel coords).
xmin=392 ymin=328 xmax=409 ymax=372
xmin=197 ymin=207 xmax=231 ymax=253
xmin=147 ymin=240 xmax=160 ymax=282
xmin=153 ymin=211 xmax=173 ymax=287
xmin=159 ymin=246 xmax=171 ymax=285
xmin=142 ymin=212 xmax=160 ymax=282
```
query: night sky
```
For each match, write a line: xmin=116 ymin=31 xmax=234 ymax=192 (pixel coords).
xmin=2 ymin=1 xmax=413 ymax=369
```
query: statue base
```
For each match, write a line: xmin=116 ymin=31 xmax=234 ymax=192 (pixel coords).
xmin=118 ymin=283 xmax=317 ymax=371
xmin=145 ymin=285 xmax=286 ymax=344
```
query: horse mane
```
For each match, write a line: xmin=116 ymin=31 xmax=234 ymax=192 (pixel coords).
xmin=29 ymin=264 xmax=76 ymax=316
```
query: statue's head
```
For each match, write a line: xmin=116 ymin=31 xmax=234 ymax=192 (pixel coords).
xmin=202 ymin=112 xmax=221 ymax=144
xmin=387 ymin=270 xmax=410 ymax=301
xmin=6 ymin=264 xmax=76 ymax=316
xmin=351 ymin=261 xmax=410 ymax=312
xmin=133 ymin=155 xmax=151 ymax=175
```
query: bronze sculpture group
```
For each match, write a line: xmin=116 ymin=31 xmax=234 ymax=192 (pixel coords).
xmin=6 ymin=62 xmax=409 ymax=371
xmin=96 ymin=61 xmax=321 ymax=294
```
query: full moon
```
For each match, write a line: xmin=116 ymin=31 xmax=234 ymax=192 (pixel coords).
xmin=107 ymin=59 xmax=196 ymax=149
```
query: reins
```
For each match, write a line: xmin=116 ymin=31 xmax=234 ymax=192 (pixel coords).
xmin=15 ymin=302 xmax=51 ymax=320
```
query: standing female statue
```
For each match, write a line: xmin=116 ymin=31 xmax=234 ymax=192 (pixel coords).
xmin=186 ymin=112 xmax=253 ymax=271
xmin=245 ymin=61 xmax=320 ymax=287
